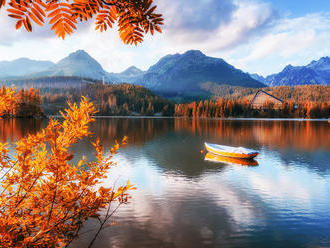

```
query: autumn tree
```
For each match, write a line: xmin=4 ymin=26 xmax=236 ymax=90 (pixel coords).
xmin=0 ymin=89 xmax=135 ymax=247
xmin=0 ymin=86 xmax=16 ymax=116
xmin=1 ymin=0 xmax=163 ymax=43
xmin=0 ymin=87 xmax=43 ymax=118
xmin=174 ymin=98 xmax=329 ymax=119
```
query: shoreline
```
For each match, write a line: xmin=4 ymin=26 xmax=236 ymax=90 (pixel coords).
xmin=3 ymin=116 xmax=328 ymax=122
xmin=46 ymin=115 xmax=330 ymax=121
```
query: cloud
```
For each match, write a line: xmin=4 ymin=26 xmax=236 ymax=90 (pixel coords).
xmin=1 ymin=0 xmax=330 ymax=76
xmin=157 ymin=0 xmax=237 ymax=32
xmin=155 ymin=0 xmax=277 ymax=52
xmin=0 ymin=10 xmax=55 ymax=46
xmin=226 ymin=12 xmax=330 ymax=75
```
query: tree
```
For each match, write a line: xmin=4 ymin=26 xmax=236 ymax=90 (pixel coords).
xmin=0 ymin=86 xmax=16 ymax=116
xmin=1 ymin=0 xmax=163 ymax=43
xmin=0 ymin=89 xmax=135 ymax=247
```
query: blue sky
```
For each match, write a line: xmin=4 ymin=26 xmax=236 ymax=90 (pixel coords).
xmin=0 ymin=0 xmax=329 ymax=76
xmin=267 ymin=0 xmax=330 ymax=17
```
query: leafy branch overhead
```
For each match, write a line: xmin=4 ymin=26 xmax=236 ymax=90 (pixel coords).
xmin=1 ymin=0 xmax=163 ymax=44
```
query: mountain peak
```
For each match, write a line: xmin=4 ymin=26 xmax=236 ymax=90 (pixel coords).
xmin=14 ymin=57 xmax=33 ymax=62
xmin=183 ymin=50 xmax=205 ymax=57
xmin=67 ymin=50 xmax=92 ymax=60
xmin=119 ymin=66 xmax=144 ymax=77
xmin=283 ymin=64 xmax=294 ymax=71
xmin=47 ymin=49 xmax=108 ymax=80
xmin=319 ymin=56 xmax=330 ymax=62
xmin=123 ymin=66 xmax=142 ymax=73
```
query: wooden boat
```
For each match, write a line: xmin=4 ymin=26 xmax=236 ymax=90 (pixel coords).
xmin=204 ymin=142 xmax=259 ymax=159
xmin=204 ymin=153 xmax=258 ymax=166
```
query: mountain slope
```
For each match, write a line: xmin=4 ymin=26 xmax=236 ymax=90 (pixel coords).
xmin=249 ymin=73 xmax=266 ymax=84
xmin=264 ymin=57 xmax=330 ymax=86
xmin=132 ymin=50 xmax=265 ymax=97
xmin=0 ymin=58 xmax=54 ymax=79
xmin=109 ymin=66 xmax=144 ymax=82
xmin=36 ymin=50 xmax=116 ymax=81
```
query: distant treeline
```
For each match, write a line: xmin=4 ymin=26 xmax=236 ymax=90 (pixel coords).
xmin=175 ymin=99 xmax=329 ymax=119
xmin=42 ymin=83 xmax=175 ymax=116
xmin=2 ymin=83 xmax=329 ymax=119
xmin=0 ymin=87 xmax=43 ymax=118
xmin=4 ymin=76 xmax=98 ymax=89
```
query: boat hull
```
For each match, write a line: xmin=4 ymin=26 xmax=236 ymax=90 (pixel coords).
xmin=205 ymin=153 xmax=259 ymax=166
xmin=205 ymin=143 xmax=259 ymax=159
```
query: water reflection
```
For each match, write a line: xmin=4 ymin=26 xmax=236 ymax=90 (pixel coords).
xmin=174 ymin=118 xmax=330 ymax=151
xmin=0 ymin=118 xmax=43 ymax=142
xmin=0 ymin=118 xmax=329 ymax=247
xmin=1 ymin=118 xmax=329 ymax=150
xmin=204 ymin=153 xmax=259 ymax=166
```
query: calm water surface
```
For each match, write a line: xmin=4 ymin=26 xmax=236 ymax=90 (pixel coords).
xmin=1 ymin=118 xmax=329 ymax=248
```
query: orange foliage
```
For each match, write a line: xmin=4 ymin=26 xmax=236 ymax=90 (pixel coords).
xmin=0 ymin=86 xmax=16 ymax=117
xmin=175 ymin=99 xmax=330 ymax=119
xmin=2 ymin=0 xmax=163 ymax=43
xmin=0 ymin=89 xmax=135 ymax=247
xmin=0 ymin=86 xmax=43 ymax=118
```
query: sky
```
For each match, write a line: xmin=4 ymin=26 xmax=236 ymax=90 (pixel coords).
xmin=0 ymin=0 xmax=330 ymax=76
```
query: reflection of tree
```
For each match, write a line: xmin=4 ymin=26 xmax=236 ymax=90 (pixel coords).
xmin=1 ymin=118 xmax=328 ymax=152
xmin=174 ymin=119 xmax=330 ymax=151
xmin=0 ymin=119 xmax=44 ymax=142
xmin=143 ymin=132 xmax=225 ymax=177
xmin=89 ymin=118 xmax=173 ymax=147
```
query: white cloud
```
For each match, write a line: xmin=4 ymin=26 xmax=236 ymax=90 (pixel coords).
xmin=153 ymin=0 xmax=277 ymax=53
xmin=222 ymin=12 xmax=330 ymax=75
xmin=0 ymin=1 xmax=329 ymax=76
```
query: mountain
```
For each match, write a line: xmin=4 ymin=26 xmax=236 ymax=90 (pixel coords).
xmin=36 ymin=50 xmax=115 ymax=81
xmin=263 ymin=57 xmax=330 ymax=86
xmin=249 ymin=73 xmax=266 ymax=84
xmin=0 ymin=58 xmax=54 ymax=79
xmin=131 ymin=50 xmax=265 ymax=97
xmin=2 ymin=50 xmax=265 ymax=98
xmin=109 ymin=66 xmax=144 ymax=82
xmin=117 ymin=66 xmax=144 ymax=78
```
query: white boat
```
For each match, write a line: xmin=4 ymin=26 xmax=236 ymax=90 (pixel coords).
xmin=204 ymin=142 xmax=259 ymax=159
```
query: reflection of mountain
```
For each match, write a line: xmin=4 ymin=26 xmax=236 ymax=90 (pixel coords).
xmin=71 ymin=153 xmax=266 ymax=248
xmin=71 ymin=142 xmax=330 ymax=248
xmin=142 ymin=132 xmax=224 ymax=177
xmin=277 ymin=149 xmax=330 ymax=175
xmin=1 ymin=118 xmax=328 ymax=176
xmin=2 ymin=118 xmax=330 ymax=247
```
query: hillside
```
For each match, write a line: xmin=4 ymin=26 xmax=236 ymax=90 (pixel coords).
xmin=0 ymin=58 xmax=54 ymax=79
xmin=42 ymin=83 xmax=174 ymax=116
xmin=3 ymin=76 xmax=98 ymax=89
xmin=201 ymin=84 xmax=330 ymax=103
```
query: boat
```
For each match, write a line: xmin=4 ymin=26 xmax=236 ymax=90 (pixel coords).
xmin=204 ymin=142 xmax=259 ymax=159
xmin=204 ymin=153 xmax=258 ymax=166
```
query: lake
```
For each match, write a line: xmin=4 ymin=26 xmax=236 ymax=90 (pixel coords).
xmin=1 ymin=118 xmax=329 ymax=248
